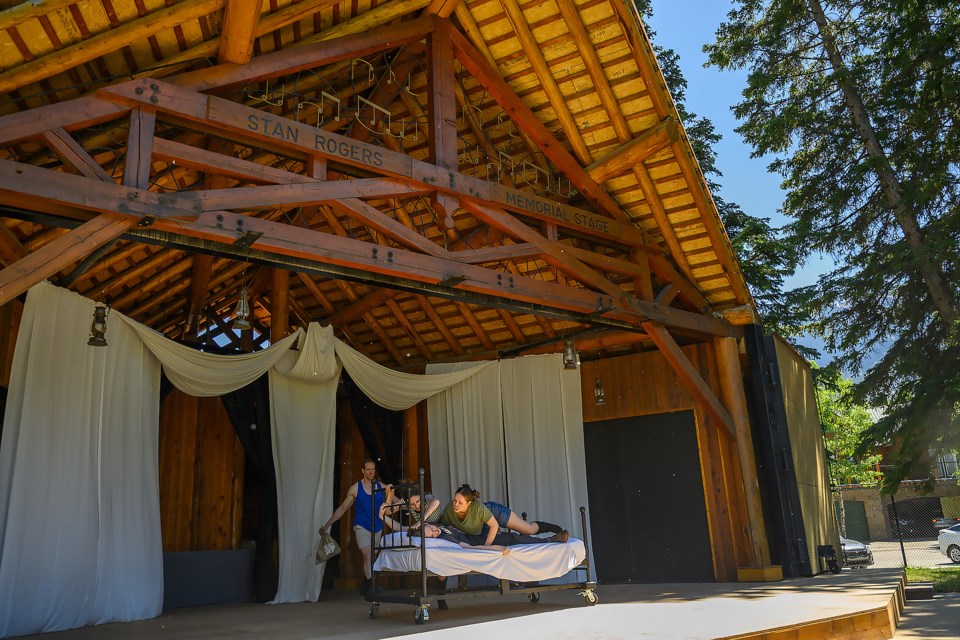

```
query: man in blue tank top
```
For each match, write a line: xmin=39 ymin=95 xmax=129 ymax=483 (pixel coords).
xmin=321 ymin=459 xmax=385 ymax=595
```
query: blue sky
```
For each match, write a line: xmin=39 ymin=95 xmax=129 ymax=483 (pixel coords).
xmin=647 ymin=1 xmax=830 ymax=291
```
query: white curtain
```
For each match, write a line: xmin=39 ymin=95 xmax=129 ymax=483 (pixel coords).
xmin=336 ymin=340 xmax=494 ymax=410
xmin=425 ymin=362 xmax=506 ymax=503
xmin=0 ymin=283 xmax=163 ymax=637
xmin=0 ymin=286 xmax=508 ymax=635
xmin=500 ymin=354 xmax=590 ymax=543
xmin=268 ymin=350 xmax=339 ymax=603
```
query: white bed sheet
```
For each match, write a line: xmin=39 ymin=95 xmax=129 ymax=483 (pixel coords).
xmin=373 ymin=533 xmax=586 ymax=582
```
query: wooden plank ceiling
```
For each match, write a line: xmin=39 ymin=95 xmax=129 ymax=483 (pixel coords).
xmin=0 ymin=0 xmax=756 ymax=369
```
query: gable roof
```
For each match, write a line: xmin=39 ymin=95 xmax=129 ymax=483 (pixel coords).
xmin=0 ymin=0 xmax=754 ymax=367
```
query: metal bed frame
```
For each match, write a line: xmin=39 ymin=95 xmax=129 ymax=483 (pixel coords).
xmin=365 ymin=468 xmax=598 ymax=624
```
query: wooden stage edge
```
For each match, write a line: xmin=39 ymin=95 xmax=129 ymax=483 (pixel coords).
xmin=15 ymin=569 xmax=907 ymax=640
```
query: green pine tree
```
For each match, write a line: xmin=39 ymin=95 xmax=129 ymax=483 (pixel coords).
xmin=705 ymin=0 xmax=960 ymax=490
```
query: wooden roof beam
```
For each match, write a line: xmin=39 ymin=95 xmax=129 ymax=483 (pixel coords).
xmin=426 ymin=18 xmax=460 ymax=229
xmin=0 ymin=158 xmax=736 ymax=337
xmin=0 ymin=223 xmax=28 ymax=267
xmin=463 ymin=201 xmax=629 ymax=303
xmin=586 ymin=117 xmax=679 ymax=183
xmin=99 ymin=78 xmax=653 ymax=250
xmin=172 ymin=5 xmax=435 ymax=93
xmin=554 ymin=0 xmax=699 ymax=293
xmin=183 ymin=254 xmax=214 ymax=342
xmin=328 ymin=288 xmax=399 ymax=327
xmin=297 ymin=272 xmax=336 ymax=316
xmin=413 ymin=293 xmax=465 ymax=356
xmin=0 ymin=214 xmax=133 ymax=307
xmin=386 ymin=298 xmax=435 ymax=361
xmin=451 ymin=4 xmax=547 ymax=172
xmin=0 ymin=0 xmax=226 ymax=95
xmin=643 ymin=321 xmax=735 ymax=438
xmin=449 ymin=23 xmax=643 ymax=230
xmin=218 ymin=0 xmax=264 ymax=65
xmin=500 ymin=0 xmax=591 ymax=166
xmin=41 ymin=128 xmax=113 ymax=181
xmin=455 ymin=300 xmax=494 ymax=350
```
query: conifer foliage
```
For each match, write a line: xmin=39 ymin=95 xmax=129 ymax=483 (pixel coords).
xmin=705 ymin=0 xmax=960 ymax=488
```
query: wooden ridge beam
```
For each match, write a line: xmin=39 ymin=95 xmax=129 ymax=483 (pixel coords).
xmin=642 ymin=321 xmax=735 ymax=437
xmin=218 ymin=0 xmax=264 ymax=65
xmin=586 ymin=117 xmax=679 ymax=183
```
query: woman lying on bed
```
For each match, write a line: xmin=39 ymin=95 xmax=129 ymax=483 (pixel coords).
xmin=440 ymin=484 xmax=567 ymax=545
xmin=422 ymin=522 xmax=568 ymax=554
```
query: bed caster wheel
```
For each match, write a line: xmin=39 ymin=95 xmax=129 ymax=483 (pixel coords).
xmin=529 ymin=592 xmax=541 ymax=603
xmin=368 ymin=603 xmax=379 ymax=619
xmin=584 ymin=590 xmax=599 ymax=606
xmin=414 ymin=606 xmax=429 ymax=624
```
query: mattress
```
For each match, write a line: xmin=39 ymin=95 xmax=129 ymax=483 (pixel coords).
xmin=373 ymin=532 xmax=587 ymax=582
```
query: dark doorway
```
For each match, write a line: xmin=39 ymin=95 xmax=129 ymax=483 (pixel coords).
xmin=584 ymin=410 xmax=713 ymax=583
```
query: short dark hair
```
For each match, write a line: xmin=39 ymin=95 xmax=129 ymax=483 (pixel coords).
xmin=361 ymin=458 xmax=376 ymax=468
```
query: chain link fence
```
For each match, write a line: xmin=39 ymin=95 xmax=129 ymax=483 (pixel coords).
xmin=832 ymin=478 xmax=960 ymax=570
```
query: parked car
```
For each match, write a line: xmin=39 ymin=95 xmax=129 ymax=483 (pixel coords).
xmin=939 ymin=523 xmax=960 ymax=564
xmin=840 ymin=536 xmax=874 ymax=568
xmin=932 ymin=516 xmax=960 ymax=531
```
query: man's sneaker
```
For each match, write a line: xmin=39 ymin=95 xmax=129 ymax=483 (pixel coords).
xmin=548 ymin=530 xmax=569 ymax=543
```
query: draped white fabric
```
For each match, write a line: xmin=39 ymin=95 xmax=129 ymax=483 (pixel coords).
xmin=0 ymin=283 xmax=163 ymax=638
xmin=500 ymin=354 xmax=591 ymax=565
xmin=335 ymin=339 xmax=494 ymax=410
xmin=0 ymin=283 xmax=590 ymax=635
xmin=425 ymin=361 xmax=506 ymax=502
xmin=121 ymin=318 xmax=303 ymax=396
xmin=268 ymin=351 xmax=339 ymax=603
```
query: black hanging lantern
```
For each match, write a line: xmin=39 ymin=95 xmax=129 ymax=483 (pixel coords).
xmin=88 ymin=304 xmax=108 ymax=347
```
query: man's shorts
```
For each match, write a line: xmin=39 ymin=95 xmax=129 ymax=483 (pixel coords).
xmin=484 ymin=501 xmax=512 ymax=529
xmin=353 ymin=525 xmax=381 ymax=551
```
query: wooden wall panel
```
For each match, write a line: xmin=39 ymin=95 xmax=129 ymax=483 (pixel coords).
xmin=580 ymin=344 xmax=750 ymax=581
xmin=0 ymin=298 xmax=22 ymax=387
xmin=159 ymin=388 xmax=245 ymax=552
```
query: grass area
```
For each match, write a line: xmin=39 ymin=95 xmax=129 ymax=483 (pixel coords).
xmin=906 ymin=567 xmax=960 ymax=593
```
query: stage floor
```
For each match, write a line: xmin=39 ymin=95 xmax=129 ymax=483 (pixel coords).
xmin=17 ymin=569 xmax=906 ymax=640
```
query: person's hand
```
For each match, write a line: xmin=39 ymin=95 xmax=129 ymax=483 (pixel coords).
xmin=501 ymin=549 xmax=511 ymax=556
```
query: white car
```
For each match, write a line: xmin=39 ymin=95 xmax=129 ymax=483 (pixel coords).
xmin=938 ymin=523 xmax=960 ymax=564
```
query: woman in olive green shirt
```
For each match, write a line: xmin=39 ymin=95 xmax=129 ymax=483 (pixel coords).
xmin=440 ymin=484 xmax=566 ymax=546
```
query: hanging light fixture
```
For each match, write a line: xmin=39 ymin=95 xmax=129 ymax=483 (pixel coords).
xmin=562 ymin=337 xmax=580 ymax=369
xmin=88 ymin=303 xmax=109 ymax=347
xmin=233 ymin=286 xmax=251 ymax=331
xmin=594 ymin=377 xmax=606 ymax=405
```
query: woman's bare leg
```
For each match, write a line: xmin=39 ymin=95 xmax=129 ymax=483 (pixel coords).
xmin=506 ymin=512 xmax=539 ymax=535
